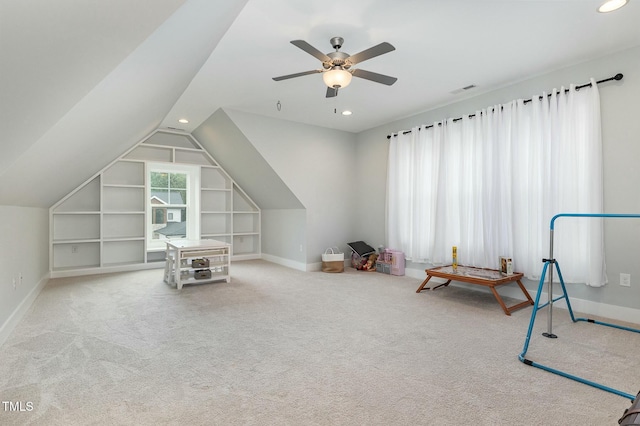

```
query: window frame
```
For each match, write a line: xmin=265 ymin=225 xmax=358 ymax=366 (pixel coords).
xmin=146 ymin=162 xmax=200 ymax=251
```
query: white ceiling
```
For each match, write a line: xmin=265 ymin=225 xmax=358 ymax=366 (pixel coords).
xmin=1 ymin=0 xmax=640 ymax=207
xmin=162 ymin=0 xmax=640 ymax=133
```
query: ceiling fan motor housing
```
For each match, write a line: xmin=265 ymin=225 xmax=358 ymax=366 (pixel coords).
xmin=326 ymin=51 xmax=349 ymax=69
xmin=330 ymin=36 xmax=344 ymax=50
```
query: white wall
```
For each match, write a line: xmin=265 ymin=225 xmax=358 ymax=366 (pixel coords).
xmin=261 ymin=209 xmax=307 ymax=269
xmin=225 ymin=109 xmax=359 ymax=267
xmin=0 ymin=206 xmax=49 ymax=345
xmin=355 ymin=45 xmax=640 ymax=313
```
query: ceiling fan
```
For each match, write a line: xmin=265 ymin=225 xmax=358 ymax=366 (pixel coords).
xmin=272 ymin=36 xmax=397 ymax=98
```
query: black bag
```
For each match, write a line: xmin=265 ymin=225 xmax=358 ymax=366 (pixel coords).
xmin=620 ymin=392 xmax=640 ymax=425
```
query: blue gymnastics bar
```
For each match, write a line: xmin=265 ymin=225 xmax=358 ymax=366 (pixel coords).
xmin=519 ymin=213 xmax=640 ymax=401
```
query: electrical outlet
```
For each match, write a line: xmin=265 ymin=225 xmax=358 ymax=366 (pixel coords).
xmin=620 ymin=273 xmax=631 ymax=287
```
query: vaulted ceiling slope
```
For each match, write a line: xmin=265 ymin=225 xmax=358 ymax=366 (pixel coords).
xmin=2 ymin=0 xmax=640 ymax=208
xmin=0 ymin=0 xmax=248 ymax=208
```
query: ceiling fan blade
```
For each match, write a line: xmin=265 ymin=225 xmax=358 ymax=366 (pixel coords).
xmin=352 ymin=69 xmax=397 ymax=86
xmin=290 ymin=40 xmax=331 ymax=62
xmin=347 ymin=42 xmax=395 ymax=65
xmin=326 ymin=87 xmax=338 ymax=98
xmin=272 ymin=69 xmax=322 ymax=81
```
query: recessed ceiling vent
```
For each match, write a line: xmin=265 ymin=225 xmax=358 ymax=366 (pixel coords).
xmin=450 ymin=84 xmax=477 ymax=95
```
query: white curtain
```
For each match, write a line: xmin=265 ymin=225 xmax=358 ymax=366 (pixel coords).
xmin=387 ymin=79 xmax=606 ymax=286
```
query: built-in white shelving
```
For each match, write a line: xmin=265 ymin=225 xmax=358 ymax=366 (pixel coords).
xmin=49 ymin=130 xmax=261 ymax=276
xmin=231 ymin=185 xmax=260 ymax=258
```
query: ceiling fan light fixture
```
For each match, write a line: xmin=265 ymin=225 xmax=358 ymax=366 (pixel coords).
xmin=597 ymin=0 xmax=628 ymax=12
xmin=323 ymin=67 xmax=352 ymax=89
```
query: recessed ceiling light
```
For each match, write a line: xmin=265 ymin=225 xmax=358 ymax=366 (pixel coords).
xmin=597 ymin=0 xmax=628 ymax=13
xmin=342 ymin=110 xmax=352 ymax=116
xmin=178 ymin=118 xmax=189 ymax=124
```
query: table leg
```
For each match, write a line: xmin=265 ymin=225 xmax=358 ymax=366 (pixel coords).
xmin=517 ymin=280 xmax=534 ymax=305
xmin=416 ymin=275 xmax=433 ymax=293
xmin=175 ymin=248 xmax=182 ymax=290
xmin=489 ymin=281 xmax=535 ymax=316
xmin=416 ymin=275 xmax=451 ymax=292
xmin=489 ymin=286 xmax=512 ymax=316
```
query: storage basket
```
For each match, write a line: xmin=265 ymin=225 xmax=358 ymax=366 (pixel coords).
xmin=322 ymin=247 xmax=344 ymax=273
xmin=192 ymin=258 xmax=210 ymax=268
xmin=194 ymin=269 xmax=212 ymax=280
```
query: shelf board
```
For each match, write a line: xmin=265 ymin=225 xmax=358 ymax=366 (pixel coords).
xmin=103 ymin=184 xmax=145 ymax=188
xmin=140 ymin=143 xmax=179 ymax=150
xmin=103 ymin=237 xmax=145 ymax=242
xmin=52 ymin=264 xmax=101 ymax=271
xmin=178 ymin=263 xmax=228 ymax=271
xmin=178 ymin=275 xmax=230 ymax=285
xmin=52 ymin=211 xmax=100 ymax=215
xmin=102 ymin=260 xmax=145 ymax=268
xmin=102 ymin=211 xmax=145 ymax=215
xmin=173 ymin=146 xmax=204 ymax=153
xmin=52 ymin=239 xmax=101 ymax=244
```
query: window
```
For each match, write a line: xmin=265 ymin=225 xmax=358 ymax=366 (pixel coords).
xmin=147 ymin=163 xmax=200 ymax=250
xmin=387 ymin=82 xmax=605 ymax=285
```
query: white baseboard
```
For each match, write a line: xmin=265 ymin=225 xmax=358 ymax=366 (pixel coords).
xmin=307 ymin=261 xmax=322 ymax=272
xmin=0 ymin=273 xmax=49 ymax=347
xmin=50 ymin=255 xmax=262 ymax=279
xmin=232 ymin=253 xmax=262 ymax=261
xmin=49 ymin=262 xmax=164 ymax=279
xmin=261 ymin=255 xmax=354 ymax=273
xmin=498 ymin=285 xmax=640 ymax=326
xmin=405 ymin=267 xmax=640 ymax=326
xmin=405 ymin=268 xmax=427 ymax=280
xmin=261 ymin=253 xmax=309 ymax=272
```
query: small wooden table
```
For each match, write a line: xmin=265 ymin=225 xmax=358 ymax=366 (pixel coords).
xmin=416 ymin=265 xmax=533 ymax=316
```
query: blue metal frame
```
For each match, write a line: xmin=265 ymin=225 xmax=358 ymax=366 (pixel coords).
xmin=519 ymin=213 xmax=640 ymax=401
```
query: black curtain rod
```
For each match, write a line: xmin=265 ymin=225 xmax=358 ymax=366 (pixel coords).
xmin=386 ymin=73 xmax=623 ymax=139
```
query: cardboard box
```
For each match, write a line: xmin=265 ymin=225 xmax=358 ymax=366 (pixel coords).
xmin=499 ymin=256 xmax=513 ymax=276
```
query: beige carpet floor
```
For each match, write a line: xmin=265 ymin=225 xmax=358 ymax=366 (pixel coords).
xmin=0 ymin=260 xmax=638 ymax=425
